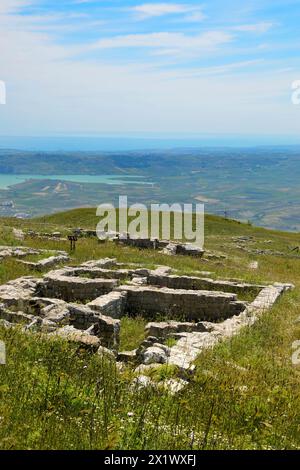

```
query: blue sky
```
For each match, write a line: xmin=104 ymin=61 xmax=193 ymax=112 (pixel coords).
xmin=0 ymin=0 xmax=300 ymax=142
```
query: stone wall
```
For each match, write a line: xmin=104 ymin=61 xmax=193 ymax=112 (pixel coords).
xmin=117 ymin=238 xmax=159 ymax=249
xmin=166 ymin=283 xmax=293 ymax=371
xmin=164 ymin=243 xmax=204 ymax=257
xmin=66 ymin=267 xmax=130 ymax=280
xmin=117 ymin=285 xmax=247 ymax=321
xmin=67 ymin=303 xmax=120 ymax=348
xmin=147 ymin=273 xmax=264 ymax=295
xmin=0 ymin=276 xmax=41 ymax=308
xmin=19 ymin=254 xmax=70 ymax=272
xmin=0 ymin=257 xmax=294 ymax=382
xmin=40 ymin=268 xmax=119 ymax=302
xmin=87 ymin=291 xmax=128 ymax=319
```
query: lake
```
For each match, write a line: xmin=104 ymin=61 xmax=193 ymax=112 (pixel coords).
xmin=0 ymin=174 xmax=152 ymax=189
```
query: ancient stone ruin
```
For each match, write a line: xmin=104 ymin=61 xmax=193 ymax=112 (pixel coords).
xmin=0 ymin=255 xmax=293 ymax=389
xmin=0 ymin=245 xmax=69 ymax=270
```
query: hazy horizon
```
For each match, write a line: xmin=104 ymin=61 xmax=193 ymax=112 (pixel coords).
xmin=1 ymin=134 xmax=300 ymax=152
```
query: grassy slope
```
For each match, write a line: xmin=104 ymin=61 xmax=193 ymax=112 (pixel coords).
xmin=0 ymin=208 xmax=300 ymax=449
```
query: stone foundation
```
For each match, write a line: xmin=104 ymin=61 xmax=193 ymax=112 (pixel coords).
xmin=163 ymin=243 xmax=204 ymax=257
xmin=19 ymin=254 xmax=70 ymax=271
xmin=0 ymin=257 xmax=293 ymax=379
xmin=117 ymin=285 xmax=248 ymax=321
xmin=87 ymin=291 xmax=128 ymax=318
xmin=0 ymin=276 xmax=41 ymax=308
xmin=40 ymin=268 xmax=119 ymax=302
xmin=116 ymin=237 xmax=159 ymax=250
xmin=147 ymin=273 xmax=264 ymax=295
xmin=142 ymin=283 xmax=293 ymax=372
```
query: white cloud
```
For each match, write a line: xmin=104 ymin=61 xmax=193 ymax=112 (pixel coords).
xmin=0 ymin=0 xmax=32 ymax=15
xmin=173 ymin=59 xmax=266 ymax=78
xmin=182 ymin=11 xmax=206 ymax=22
xmin=133 ymin=3 xmax=188 ymax=18
xmin=132 ymin=3 xmax=204 ymax=21
xmin=92 ymin=30 xmax=233 ymax=57
xmin=233 ymin=22 xmax=274 ymax=33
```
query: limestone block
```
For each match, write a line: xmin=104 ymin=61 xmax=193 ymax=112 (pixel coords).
xmin=52 ymin=325 xmax=101 ymax=351
xmin=143 ymin=345 xmax=169 ymax=365
xmin=87 ymin=291 xmax=127 ymax=318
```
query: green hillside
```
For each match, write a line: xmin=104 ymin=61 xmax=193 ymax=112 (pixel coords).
xmin=0 ymin=209 xmax=300 ymax=449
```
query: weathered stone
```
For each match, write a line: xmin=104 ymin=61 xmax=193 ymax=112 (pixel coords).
xmin=19 ymin=254 xmax=69 ymax=272
xmin=134 ymin=363 xmax=159 ymax=374
xmin=146 ymin=336 xmax=159 ymax=343
xmin=232 ymin=236 xmax=253 ymax=242
xmin=167 ymin=283 xmax=294 ymax=371
xmin=42 ymin=302 xmax=70 ymax=325
xmin=131 ymin=268 xmax=151 ymax=277
xmin=85 ymin=258 xmax=116 ymax=267
xmin=117 ymin=237 xmax=159 ymax=250
xmin=117 ymin=350 xmax=137 ymax=363
xmin=93 ymin=314 xmax=120 ymax=349
xmin=168 ymin=332 xmax=218 ymax=370
xmin=151 ymin=266 xmax=173 ymax=276
xmin=143 ymin=345 xmax=169 ymax=365
xmin=0 ymin=305 xmax=35 ymax=325
xmin=97 ymin=345 xmax=116 ymax=360
xmin=130 ymin=276 xmax=147 ymax=285
xmin=145 ymin=320 xmax=208 ymax=339
xmin=13 ymin=228 xmax=25 ymax=241
xmin=152 ymin=343 xmax=170 ymax=353
xmin=163 ymin=243 xmax=177 ymax=256
xmin=117 ymin=285 xmax=247 ymax=321
xmin=66 ymin=304 xmax=120 ymax=348
xmin=39 ymin=319 xmax=58 ymax=332
xmin=87 ymin=291 xmax=127 ymax=318
xmin=41 ymin=268 xmax=119 ymax=302
xmin=163 ymin=243 xmax=204 ymax=257
xmin=0 ymin=319 xmax=14 ymax=328
xmin=26 ymin=317 xmax=58 ymax=333
xmin=0 ymin=246 xmax=40 ymax=260
xmin=0 ymin=276 xmax=40 ymax=308
xmin=147 ymin=273 xmax=264 ymax=295
xmin=132 ymin=375 xmax=154 ymax=389
xmin=177 ymin=244 xmax=204 ymax=257
xmin=248 ymin=261 xmax=259 ymax=270
xmin=52 ymin=325 xmax=101 ymax=350
xmin=162 ymin=378 xmax=188 ymax=394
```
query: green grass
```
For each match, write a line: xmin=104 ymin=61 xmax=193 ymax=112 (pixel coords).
xmin=120 ymin=317 xmax=147 ymax=351
xmin=0 ymin=208 xmax=300 ymax=449
xmin=21 ymin=252 xmax=55 ymax=262
xmin=164 ymin=337 xmax=178 ymax=348
xmin=0 ymin=258 xmax=43 ymax=284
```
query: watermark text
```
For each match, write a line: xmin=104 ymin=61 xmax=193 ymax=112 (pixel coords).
xmin=96 ymin=196 xmax=204 ymax=247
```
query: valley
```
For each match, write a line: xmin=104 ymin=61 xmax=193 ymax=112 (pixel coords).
xmin=0 ymin=147 xmax=300 ymax=231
